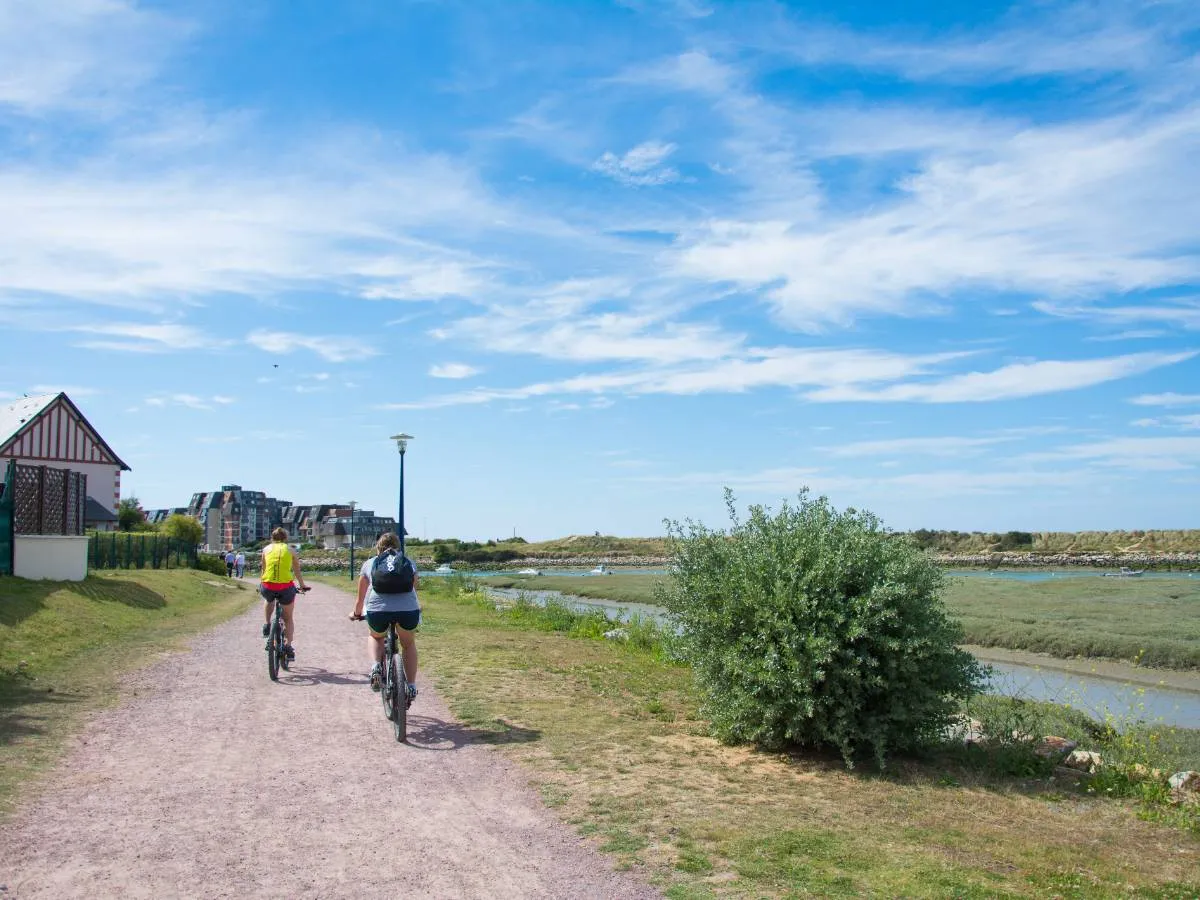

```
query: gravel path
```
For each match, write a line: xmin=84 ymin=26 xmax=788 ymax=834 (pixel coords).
xmin=0 ymin=581 xmax=660 ymax=899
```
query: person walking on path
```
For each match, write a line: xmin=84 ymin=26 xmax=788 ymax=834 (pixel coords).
xmin=224 ymin=549 xmax=236 ymax=577
xmin=260 ymin=528 xmax=308 ymax=662
xmin=351 ymin=532 xmax=421 ymax=698
xmin=235 ymin=550 xmax=245 ymax=578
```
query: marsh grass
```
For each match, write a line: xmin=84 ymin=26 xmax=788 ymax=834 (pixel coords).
xmin=946 ymin=576 xmax=1200 ymax=668
xmin=0 ymin=570 xmax=256 ymax=816
xmin=382 ymin=577 xmax=1200 ymax=897
xmin=485 ymin=572 xmax=1200 ymax=669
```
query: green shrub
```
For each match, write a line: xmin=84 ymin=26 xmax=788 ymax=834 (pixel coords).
xmin=192 ymin=553 xmax=229 ymax=576
xmin=658 ymin=489 xmax=984 ymax=767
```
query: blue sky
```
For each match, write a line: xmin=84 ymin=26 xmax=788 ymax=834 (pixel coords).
xmin=2 ymin=0 xmax=1198 ymax=541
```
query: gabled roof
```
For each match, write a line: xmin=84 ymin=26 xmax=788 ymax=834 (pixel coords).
xmin=0 ymin=392 xmax=131 ymax=471
xmin=0 ymin=394 xmax=57 ymax=446
xmin=85 ymin=496 xmax=118 ymax=522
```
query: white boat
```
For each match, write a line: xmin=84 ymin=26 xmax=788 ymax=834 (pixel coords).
xmin=589 ymin=564 xmax=611 ymax=575
xmin=434 ymin=564 xmax=454 ymax=574
xmin=516 ymin=568 xmax=543 ymax=576
xmin=1103 ymin=566 xmax=1145 ymax=577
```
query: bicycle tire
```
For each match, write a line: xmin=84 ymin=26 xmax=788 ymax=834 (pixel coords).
xmin=280 ymin=621 xmax=290 ymax=672
xmin=392 ymin=656 xmax=406 ymax=743
xmin=381 ymin=650 xmax=395 ymax=721
xmin=267 ymin=620 xmax=280 ymax=682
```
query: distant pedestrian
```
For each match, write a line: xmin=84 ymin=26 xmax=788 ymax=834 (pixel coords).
xmin=225 ymin=549 xmax=235 ymax=577
xmin=235 ymin=551 xmax=245 ymax=578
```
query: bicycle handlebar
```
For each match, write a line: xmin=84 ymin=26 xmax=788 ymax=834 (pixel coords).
xmin=349 ymin=613 xmax=365 ymax=621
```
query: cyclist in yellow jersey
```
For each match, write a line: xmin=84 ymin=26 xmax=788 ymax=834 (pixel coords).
xmin=260 ymin=527 xmax=308 ymax=660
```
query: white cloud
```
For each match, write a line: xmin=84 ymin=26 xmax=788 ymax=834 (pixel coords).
xmin=0 ymin=133 xmax=518 ymax=311
xmin=1028 ymin=436 xmax=1200 ymax=471
xmin=429 ymin=363 xmax=481 ymax=379
xmin=0 ymin=0 xmax=191 ymax=114
xmin=384 ymin=346 xmax=961 ymax=409
xmin=1131 ymin=392 xmax=1200 ymax=407
xmin=822 ymin=435 xmax=1013 ymax=458
xmin=142 ymin=393 xmax=232 ymax=411
xmin=806 ymin=352 xmax=1195 ymax=403
xmin=246 ymin=330 xmax=373 ymax=364
xmin=70 ymin=322 xmax=222 ymax=354
xmin=1034 ymin=299 xmax=1200 ymax=331
xmin=593 ymin=141 xmax=680 ymax=186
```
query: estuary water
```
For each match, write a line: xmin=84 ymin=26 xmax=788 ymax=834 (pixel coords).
xmin=482 ymin=586 xmax=1200 ymax=729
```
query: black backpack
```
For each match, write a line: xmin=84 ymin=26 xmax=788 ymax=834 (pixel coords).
xmin=371 ymin=550 xmax=416 ymax=594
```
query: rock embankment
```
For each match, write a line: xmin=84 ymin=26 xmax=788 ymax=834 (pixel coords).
xmin=285 ymin=550 xmax=1200 ymax=572
xmin=932 ymin=551 xmax=1200 ymax=570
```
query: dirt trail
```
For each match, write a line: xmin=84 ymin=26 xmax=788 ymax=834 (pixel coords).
xmin=0 ymin=581 xmax=659 ymax=899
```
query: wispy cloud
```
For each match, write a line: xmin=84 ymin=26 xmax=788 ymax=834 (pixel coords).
xmin=71 ymin=322 xmax=224 ymax=354
xmin=1034 ymin=299 xmax=1200 ymax=331
xmin=593 ymin=140 xmax=680 ymax=186
xmin=144 ymin=393 xmax=230 ymax=411
xmin=1130 ymin=392 xmax=1200 ymax=407
xmin=429 ymin=363 xmax=481 ymax=379
xmin=1027 ymin=435 xmax=1200 ymax=470
xmin=806 ymin=352 xmax=1195 ymax=403
xmin=822 ymin=435 xmax=1015 ymax=458
xmin=0 ymin=0 xmax=192 ymax=114
xmin=246 ymin=330 xmax=373 ymax=363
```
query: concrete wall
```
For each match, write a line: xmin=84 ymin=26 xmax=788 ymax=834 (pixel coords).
xmin=14 ymin=535 xmax=90 ymax=581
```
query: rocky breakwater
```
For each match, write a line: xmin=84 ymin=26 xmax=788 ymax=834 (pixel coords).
xmin=508 ymin=555 xmax=669 ymax=569
xmin=935 ymin=551 xmax=1200 ymax=570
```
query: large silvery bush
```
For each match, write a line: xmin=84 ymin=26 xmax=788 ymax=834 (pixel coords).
xmin=659 ymin=489 xmax=983 ymax=767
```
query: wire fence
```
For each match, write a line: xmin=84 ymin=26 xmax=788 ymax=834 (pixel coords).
xmin=88 ymin=532 xmax=198 ymax=570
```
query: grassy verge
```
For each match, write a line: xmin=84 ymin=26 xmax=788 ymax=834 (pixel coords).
xmin=328 ymin=577 xmax=1200 ymax=897
xmin=0 ymin=570 xmax=256 ymax=817
xmin=481 ymin=573 xmax=1200 ymax=670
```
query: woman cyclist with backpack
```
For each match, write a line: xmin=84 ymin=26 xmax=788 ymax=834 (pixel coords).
xmin=350 ymin=532 xmax=420 ymax=699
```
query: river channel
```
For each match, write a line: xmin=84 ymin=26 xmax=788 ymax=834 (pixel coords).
xmin=481 ymin=585 xmax=1200 ymax=730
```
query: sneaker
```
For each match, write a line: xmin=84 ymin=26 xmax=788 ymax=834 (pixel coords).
xmin=405 ymin=683 xmax=418 ymax=703
xmin=284 ymin=644 xmax=296 ymax=660
xmin=369 ymin=663 xmax=382 ymax=692
xmin=262 ymin=623 xmax=270 ymax=637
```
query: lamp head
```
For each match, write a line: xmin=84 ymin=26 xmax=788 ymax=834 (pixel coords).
xmin=390 ymin=432 xmax=414 ymax=454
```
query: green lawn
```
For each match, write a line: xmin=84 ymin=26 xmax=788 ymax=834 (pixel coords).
xmin=481 ymin=572 xmax=1200 ymax=669
xmin=0 ymin=570 xmax=256 ymax=816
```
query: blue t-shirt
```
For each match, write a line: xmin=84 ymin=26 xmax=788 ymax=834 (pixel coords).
xmin=361 ymin=556 xmax=420 ymax=613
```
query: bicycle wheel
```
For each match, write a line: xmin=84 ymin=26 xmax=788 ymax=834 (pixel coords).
xmin=381 ymin=651 xmax=395 ymax=721
xmin=279 ymin=625 xmax=290 ymax=672
xmin=267 ymin=620 xmax=280 ymax=682
xmin=392 ymin=657 xmax=407 ymax=743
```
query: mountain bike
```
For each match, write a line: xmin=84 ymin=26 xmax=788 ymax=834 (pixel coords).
xmin=351 ymin=615 xmax=411 ymax=742
xmin=265 ymin=586 xmax=308 ymax=681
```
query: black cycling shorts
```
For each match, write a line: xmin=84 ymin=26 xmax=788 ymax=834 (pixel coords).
xmin=259 ymin=584 xmax=298 ymax=605
xmin=366 ymin=609 xmax=420 ymax=634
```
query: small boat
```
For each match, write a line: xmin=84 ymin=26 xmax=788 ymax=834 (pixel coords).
xmin=516 ymin=568 xmax=543 ymax=576
xmin=589 ymin=564 xmax=611 ymax=575
xmin=434 ymin=563 xmax=454 ymax=574
xmin=1103 ymin=567 xmax=1145 ymax=577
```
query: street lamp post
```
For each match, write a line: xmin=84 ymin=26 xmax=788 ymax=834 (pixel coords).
xmin=390 ymin=433 xmax=414 ymax=555
xmin=348 ymin=500 xmax=357 ymax=580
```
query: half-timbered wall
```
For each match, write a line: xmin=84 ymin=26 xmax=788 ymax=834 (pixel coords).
xmin=0 ymin=397 xmax=123 ymax=513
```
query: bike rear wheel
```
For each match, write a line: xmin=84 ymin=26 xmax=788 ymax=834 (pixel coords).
xmin=267 ymin=621 xmax=280 ymax=681
xmin=392 ymin=656 xmax=407 ymax=743
xmin=381 ymin=651 xmax=395 ymax=721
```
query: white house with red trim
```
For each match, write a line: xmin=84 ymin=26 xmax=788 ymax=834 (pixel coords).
xmin=0 ymin=392 xmax=130 ymax=515
xmin=1 ymin=393 xmax=130 ymax=580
